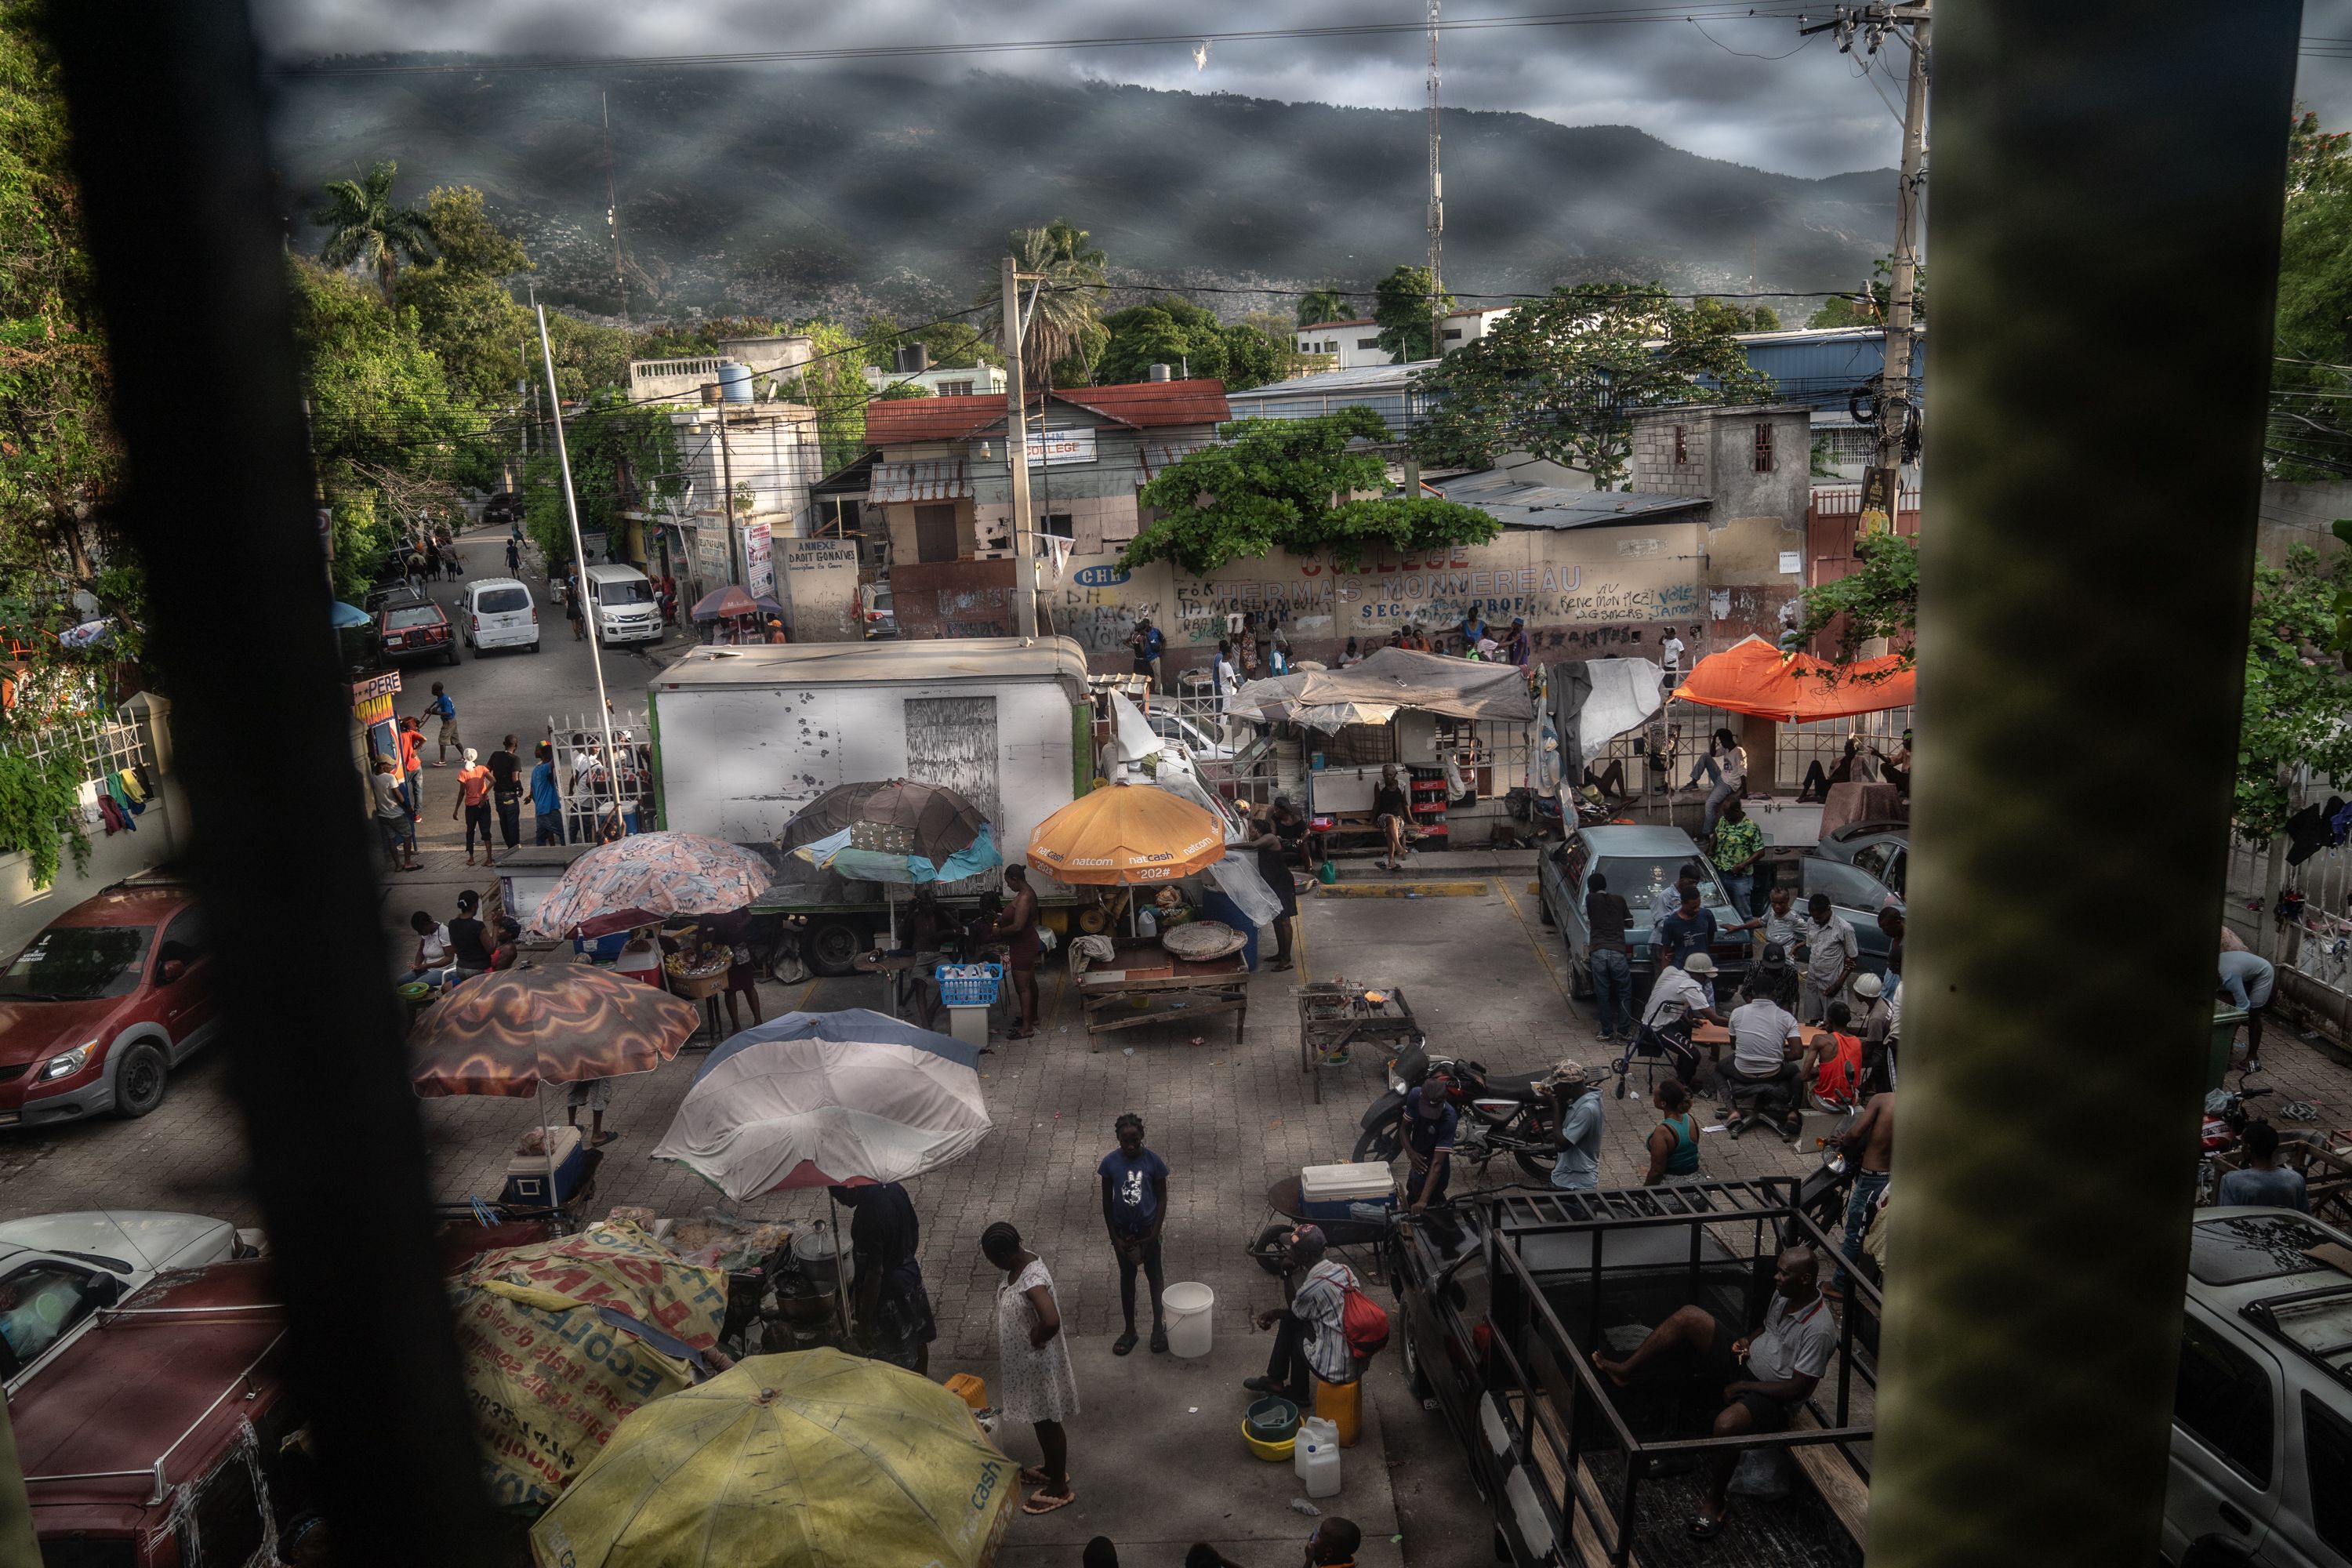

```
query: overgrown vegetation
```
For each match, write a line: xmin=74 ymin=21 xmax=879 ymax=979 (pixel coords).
xmin=1120 ymin=408 xmax=1499 ymax=574
xmin=1788 ymin=531 xmax=1918 ymax=673
xmin=0 ymin=747 xmax=90 ymax=889
xmin=2238 ymin=540 xmax=2352 ymax=842
xmin=1409 ymin=282 xmax=1774 ymax=488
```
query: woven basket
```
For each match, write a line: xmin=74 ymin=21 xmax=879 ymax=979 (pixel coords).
xmin=1160 ymin=920 xmax=1247 ymax=962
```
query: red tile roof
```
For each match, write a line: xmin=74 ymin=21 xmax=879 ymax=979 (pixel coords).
xmin=863 ymin=379 xmax=1232 ymax=446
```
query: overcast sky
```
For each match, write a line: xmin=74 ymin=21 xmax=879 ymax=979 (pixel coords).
xmin=255 ymin=0 xmax=2352 ymax=181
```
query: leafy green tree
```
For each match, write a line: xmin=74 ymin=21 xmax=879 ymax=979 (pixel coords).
xmin=397 ymin=187 xmax=533 ymax=407
xmin=519 ymin=392 xmax=682 ymax=571
xmin=1121 ymin=408 xmax=1499 ymax=574
xmin=2238 ymin=541 xmax=2352 ymax=840
xmin=975 ymin=218 xmax=1109 ymax=387
xmin=2269 ymin=112 xmax=2352 ymax=477
xmin=1804 ymin=256 xmax=1923 ymax=329
xmin=540 ymin=311 xmax=635 ymax=403
xmin=289 ymin=256 xmax=482 ymax=597
xmin=1097 ymin=301 xmax=1205 ymax=384
xmin=1298 ymin=288 xmax=1350 ymax=328
xmin=779 ymin=318 xmax=875 ymax=474
xmin=0 ymin=0 xmax=140 ymax=680
xmin=1789 ymin=530 xmax=1917 ymax=673
xmin=314 ymin=160 xmax=436 ymax=307
xmin=1374 ymin=264 xmax=1452 ymax=363
xmin=1691 ymin=297 xmax=1780 ymax=333
xmin=1410 ymin=282 xmax=1775 ymax=488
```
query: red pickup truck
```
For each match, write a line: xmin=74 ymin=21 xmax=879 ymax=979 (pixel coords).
xmin=0 ymin=883 xmax=216 ymax=1129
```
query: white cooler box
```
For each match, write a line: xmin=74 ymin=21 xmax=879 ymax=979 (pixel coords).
xmin=502 ymin=1125 xmax=588 ymax=1207
xmin=1298 ymin=1161 xmax=1396 ymax=1222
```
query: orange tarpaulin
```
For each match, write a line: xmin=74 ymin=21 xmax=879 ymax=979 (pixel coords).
xmin=1671 ymin=635 xmax=1915 ymax=722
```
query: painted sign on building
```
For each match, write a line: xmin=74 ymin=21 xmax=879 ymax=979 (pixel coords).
xmin=781 ymin=538 xmax=862 ymax=642
xmin=1025 ymin=427 xmax=1098 ymax=466
xmin=695 ymin=521 xmax=732 ymax=586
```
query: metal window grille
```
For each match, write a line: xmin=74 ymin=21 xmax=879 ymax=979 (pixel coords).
xmin=546 ymin=709 xmax=652 ymax=842
xmin=4 ymin=706 xmax=152 ymax=796
xmin=1673 ymin=425 xmax=1688 ymax=465
xmin=1753 ymin=422 xmax=1775 ymax=473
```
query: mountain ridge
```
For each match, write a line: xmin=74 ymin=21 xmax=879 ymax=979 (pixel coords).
xmin=267 ymin=64 xmax=1898 ymax=325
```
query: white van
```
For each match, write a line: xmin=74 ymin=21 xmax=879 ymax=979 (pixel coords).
xmin=583 ymin=563 xmax=662 ymax=647
xmin=460 ymin=577 xmax=539 ymax=655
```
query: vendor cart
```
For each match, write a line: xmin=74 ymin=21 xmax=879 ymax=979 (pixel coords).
xmin=1076 ymin=938 xmax=1249 ymax=1051
xmin=1298 ymin=980 xmax=1419 ymax=1103
xmin=1246 ymin=1174 xmax=1395 ymax=1289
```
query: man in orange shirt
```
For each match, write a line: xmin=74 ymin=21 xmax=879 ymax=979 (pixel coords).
xmin=452 ymin=748 xmax=496 ymax=866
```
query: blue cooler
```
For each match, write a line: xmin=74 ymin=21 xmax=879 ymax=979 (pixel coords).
xmin=501 ymin=1125 xmax=587 ymax=1207
xmin=1297 ymin=1162 xmax=1396 ymax=1221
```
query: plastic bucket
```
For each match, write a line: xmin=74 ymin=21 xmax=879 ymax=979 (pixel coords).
xmin=1163 ymin=1282 xmax=1215 ymax=1358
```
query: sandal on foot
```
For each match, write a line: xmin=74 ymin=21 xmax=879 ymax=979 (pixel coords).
xmin=1018 ymin=1465 xmax=1051 ymax=1486
xmin=1688 ymin=1514 xmax=1725 ymax=1541
xmin=1149 ymin=1325 xmax=1169 ymax=1353
xmin=1112 ymin=1329 xmax=1138 ymax=1356
xmin=1022 ymin=1487 xmax=1076 ymax=1515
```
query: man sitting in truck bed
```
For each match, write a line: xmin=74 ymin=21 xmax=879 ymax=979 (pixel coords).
xmin=1589 ymin=1244 xmax=1837 ymax=1541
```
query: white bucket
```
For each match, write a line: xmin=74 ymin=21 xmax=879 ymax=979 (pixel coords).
xmin=1163 ymin=1282 xmax=1215 ymax=1358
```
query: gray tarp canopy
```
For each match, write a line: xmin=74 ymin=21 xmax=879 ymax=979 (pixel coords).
xmin=1227 ymin=645 xmax=1536 ymax=726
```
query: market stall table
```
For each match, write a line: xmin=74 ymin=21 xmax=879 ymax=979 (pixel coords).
xmin=1298 ymin=981 xmax=1419 ymax=1104
xmin=852 ymin=948 xmax=949 ymax=1022
xmin=1075 ymin=941 xmax=1249 ymax=1051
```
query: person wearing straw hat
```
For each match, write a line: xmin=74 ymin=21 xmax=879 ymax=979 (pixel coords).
xmin=1548 ymin=1062 xmax=1605 ymax=1192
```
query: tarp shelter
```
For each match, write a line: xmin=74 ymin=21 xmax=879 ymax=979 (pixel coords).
xmin=1226 ymin=645 xmax=1535 ymax=727
xmin=1672 ymin=634 xmax=1915 ymax=722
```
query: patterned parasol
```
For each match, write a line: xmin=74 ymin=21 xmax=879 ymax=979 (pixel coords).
xmin=690 ymin=584 xmax=760 ymax=621
xmin=525 ymin=831 xmax=774 ymax=939
xmin=779 ymin=780 xmax=989 ymax=869
xmin=409 ymin=964 xmax=700 ymax=1098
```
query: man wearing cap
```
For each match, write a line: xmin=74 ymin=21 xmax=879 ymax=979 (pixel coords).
xmin=1244 ymin=1225 xmax=1362 ymax=1405
xmin=1851 ymin=971 xmax=1895 ymax=1094
xmin=1550 ymin=1062 xmax=1605 ymax=1192
xmin=1127 ymin=617 xmax=1165 ymax=692
xmin=1642 ymin=950 xmax=1726 ymax=1035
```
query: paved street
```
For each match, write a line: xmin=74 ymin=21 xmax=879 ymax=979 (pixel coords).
xmin=6 ymin=528 xmax=2349 ymax=1564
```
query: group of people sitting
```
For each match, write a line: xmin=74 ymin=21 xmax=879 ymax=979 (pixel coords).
xmin=396 ymin=889 xmax=520 ymax=993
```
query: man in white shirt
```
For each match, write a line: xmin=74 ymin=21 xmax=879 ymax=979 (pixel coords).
xmin=1722 ymin=988 xmax=1802 ymax=1133
xmin=1593 ymin=1245 xmax=1835 ymax=1537
xmin=1641 ymin=952 xmax=1726 ymax=1034
xmin=1796 ymin=894 xmax=1860 ymax=1024
xmin=1659 ymin=630 xmax=1686 ymax=681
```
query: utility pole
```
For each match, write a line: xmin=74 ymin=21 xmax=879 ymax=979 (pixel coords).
xmin=601 ymin=89 xmax=630 ymax=328
xmin=715 ymin=401 xmax=738 ymax=586
xmin=1426 ymin=0 xmax=1444 ymax=365
xmin=1807 ymin=2 xmax=1930 ymax=535
xmin=1003 ymin=254 xmax=1037 ymax=641
xmin=535 ymin=303 xmax=623 ymax=832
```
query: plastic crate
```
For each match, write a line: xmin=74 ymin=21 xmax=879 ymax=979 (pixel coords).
xmin=936 ymin=962 xmax=1003 ymax=1007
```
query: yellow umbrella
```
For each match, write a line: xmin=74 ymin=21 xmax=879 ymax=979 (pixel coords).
xmin=1025 ymin=782 xmax=1225 ymax=884
xmin=529 ymin=1348 xmax=1014 ymax=1568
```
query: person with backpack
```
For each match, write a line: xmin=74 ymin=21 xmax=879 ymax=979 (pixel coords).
xmin=1243 ymin=1225 xmax=1379 ymax=1406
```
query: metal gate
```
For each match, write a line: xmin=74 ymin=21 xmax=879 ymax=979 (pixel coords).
xmin=546 ymin=707 xmax=652 ymax=843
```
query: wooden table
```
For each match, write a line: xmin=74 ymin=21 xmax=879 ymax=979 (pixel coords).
xmin=852 ymin=948 xmax=947 ymax=1022
xmin=1076 ymin=943 xmax=1249 ymax=1051
xmin=1297 ymin=982 xmax=1419 ymax=1104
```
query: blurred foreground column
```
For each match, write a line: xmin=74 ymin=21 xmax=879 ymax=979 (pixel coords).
xmin=1871 ymin=5 xmax=2300 ymax=1566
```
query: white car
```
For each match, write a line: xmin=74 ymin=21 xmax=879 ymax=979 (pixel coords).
xmin=0 ymin=1210 xmax=247 ymax=1393
xmin=2165 ymin=1207 xmax=2352 ymax=1567
xmin=461 ymin=576 xmax=539 ymax=655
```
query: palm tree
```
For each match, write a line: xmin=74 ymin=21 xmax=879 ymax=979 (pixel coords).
xmin=975 ymin=218 xmax=1109 ymax=387
xmin=314 ymin=161 xmax=435 ymax=307
xmin=1298 ymin=288 xmax=1350 ymax=328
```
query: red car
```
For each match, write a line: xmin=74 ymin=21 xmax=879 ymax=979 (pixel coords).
xmin=0 ymin=883 xmax=216 ymax=1129
xmin=379 ymin=593 xmax=459 ymax=665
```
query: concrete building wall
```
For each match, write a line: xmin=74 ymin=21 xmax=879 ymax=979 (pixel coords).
xmin=0 ymin=695 xmax=187 ymax=959
xmin=2259 ymin=478 xmax=2352 ymax=566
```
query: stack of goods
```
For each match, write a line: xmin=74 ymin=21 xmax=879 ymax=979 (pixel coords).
xmin=663 ymin=923 xmax=731 ymax=998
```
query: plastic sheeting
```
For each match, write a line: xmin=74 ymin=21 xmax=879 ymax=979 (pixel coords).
xmin=1578 ymin=658 xmax=1665 ymax=759
xmin=1671 ymin=634 xmax=1915 ymax=721
xmin=1225 ymin=645 xmax=1535 ymax=724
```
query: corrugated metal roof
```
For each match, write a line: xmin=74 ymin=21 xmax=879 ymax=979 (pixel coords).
xmin=864 ymin=380 xmax=1232 ymax=448
xmin=655 ymin=636 xmax=1093 ymax=692
xmin=1138 ymin=437 xmax=1214 ymax=477
xmin=868 ymin=459 xmax=971 ymax=503
xmin=865 ymin=397 xmax=1008 ymax=445
xmin=1434 ymin=471 xmax=1710 ymax=530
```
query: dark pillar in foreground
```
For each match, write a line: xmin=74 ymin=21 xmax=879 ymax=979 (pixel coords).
xmin=44 ymin=4 xmax=497 ymax=1563
xmin=1870 ymin=4 xmax=2299 ymax=1565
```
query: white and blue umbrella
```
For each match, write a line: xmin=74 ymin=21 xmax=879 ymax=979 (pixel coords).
xmin=648 ymin=1010 xmax=993 ymax=1201
xmin=788 ymin=822 xmax=1000 ymax=885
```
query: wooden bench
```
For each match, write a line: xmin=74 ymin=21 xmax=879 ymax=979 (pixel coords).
xmin=1788 ymin=1406 xmax=1871 ymax=1550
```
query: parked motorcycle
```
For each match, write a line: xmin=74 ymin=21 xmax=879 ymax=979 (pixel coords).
xmin=1355 ymin=1037 xmax=1563 ymax=1180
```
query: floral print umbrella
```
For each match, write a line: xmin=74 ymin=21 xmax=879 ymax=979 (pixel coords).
xmin=409 ymin=964 xmax=700 ymax=1098
xmin=525 ymin=830 xmax=774 ymax=940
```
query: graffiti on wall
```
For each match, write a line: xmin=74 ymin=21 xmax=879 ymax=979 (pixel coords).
xmin=893 ymin=560 xmax=1014 ymax=640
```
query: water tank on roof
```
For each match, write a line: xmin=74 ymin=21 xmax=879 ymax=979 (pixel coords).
xmin=1147 ymin=363 xmax=1173 ymax=382
xmin=717 ymin=362 xmax=755 ymax=404
xmin=894 ymin=343 xmax=931 ymax=375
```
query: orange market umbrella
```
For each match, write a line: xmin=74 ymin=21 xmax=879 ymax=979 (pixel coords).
xmin=1671 ymin=634 xmax=1915 ymax=723
xmin=1026 ymin=783 xmax=1224 ymax=885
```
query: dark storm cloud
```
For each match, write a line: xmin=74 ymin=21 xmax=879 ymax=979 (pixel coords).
xmin=257 ymin=0 xmax=2352 ymax=180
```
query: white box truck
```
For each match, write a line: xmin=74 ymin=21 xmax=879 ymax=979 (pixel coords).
xmin=647 ymin=637 xmax=1094 ymax=973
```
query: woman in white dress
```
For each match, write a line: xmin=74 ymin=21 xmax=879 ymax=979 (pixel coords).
xmin=983 ymin=1221 xmax=1080 ymax=1514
